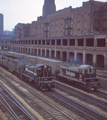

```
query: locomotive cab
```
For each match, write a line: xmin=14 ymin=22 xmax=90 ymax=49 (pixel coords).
xmin=78 ymin=65 xmax=100 ymax=90
xmin=37 ymin=65 xmax=52 ymax=78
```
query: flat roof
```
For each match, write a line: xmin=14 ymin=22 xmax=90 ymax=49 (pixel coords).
xmin=9 ymin=52 xmax=62 ymax=63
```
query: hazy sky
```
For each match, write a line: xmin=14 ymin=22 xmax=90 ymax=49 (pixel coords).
xmin=0 ymin=0 xmax=106 ymax=31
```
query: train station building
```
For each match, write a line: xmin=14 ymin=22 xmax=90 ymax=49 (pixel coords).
xmin=1 ymin=0 xmax=107 ymax=69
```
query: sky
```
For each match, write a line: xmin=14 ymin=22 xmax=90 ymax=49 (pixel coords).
xmin=0 ymin=0 xmax=107 ymax=31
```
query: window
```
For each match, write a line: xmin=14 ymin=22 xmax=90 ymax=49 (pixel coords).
xmin=71 ymin=22 xmax=73 ymax=27
xmin=66 ymin=30 xmax=68 ymax=35
xmin=70 ymin=30 xmax=73 ymax=35
xmin=71 ymin=15 xmax=74 ymax=18
xmin=45 ymin=27 xmax=46 ymax=31
xmin=45 ymin=33 xmax=46 ymax=37
xmin=47 ymin=32 xmax=49 ymax=37
xmin=66 ymin=24 xmax=68 ymax=28
xmin=48 ymin=26 xmax=49 ymax=31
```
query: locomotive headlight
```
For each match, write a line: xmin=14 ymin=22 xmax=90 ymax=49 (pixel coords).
xmin=44 ymin=65 xmax=46 ymax=68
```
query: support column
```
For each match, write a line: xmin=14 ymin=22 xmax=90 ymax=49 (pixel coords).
xmin=67 ymin=51 xmax=69 ymax=61
xmin=61 ymin=39 xmax=63 ymax=46
xmin=11 ymin=46 xmax=12 ymax=51
xmin=33 ymin=49 xmax=34 ymax=55
xmin=37 ymin=48 xmax=38 ymax=56
xmin=60 ymin=51 xmax=62 ymax=61
xmin=45 ymin=48 xmax=46 ymax=57
xmin=55 ymin=39 xmax=56 ymax=58
xmin=67 ymin=39 xmax=70 ymax=61
xmin=104 ymin=53 xmax=107 ymax=70
xmin=41 ymin=48 xmax=42 ymax=56
xmin=93 ymin=54 xmax=96 ymax=67
xmin=67 ymin=39 xmax=69 ymax=47
xmin=83 ymin=50 xmax=86 ymax=64
xmin=94 ymin=37 xmax=97 ymax=48
xmin=18 ymin=47 xmax=19 ymax=52
xmin=22 ymin=47 xmax=23 ymax=53
xmin=106 ymin=37 xmax=107 ymax=50
xmin=30 ymin=48 xmax=32 ymax=54
xmin=75 ymin=38 xmax=78 ymax=49
xmin=49 ymin=48 xmax=51 ymax=58
xmin=27 ymin=48 xmax=29 ymax=54
xmin=74 ymin=49 xmax=77 ymax=61
xmin=84 ymin=38 xmax=86 ymax=49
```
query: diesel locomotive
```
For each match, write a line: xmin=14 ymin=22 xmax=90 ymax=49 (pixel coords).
xmin=22 ymin=63 xmax=55 ymax=89
xmin=0 ymin=54 xmax=55 ymax=90
xmin=57 ymin=64 xmax=100 ymax=90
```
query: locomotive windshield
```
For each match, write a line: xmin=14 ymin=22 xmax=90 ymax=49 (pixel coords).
xmin=37 ymin=65 xmax=52 ymax=77
xmin=84 ymin=66 xmax=96 ymax=78
xmin=43 ymin=66 xmax=52 ymax=77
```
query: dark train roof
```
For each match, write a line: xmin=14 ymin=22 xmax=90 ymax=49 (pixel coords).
xmin=26 ymin=64 xmax=51 ymax=69
xmin=7 ymin=57 xmax=28 ymax=63
xmin=1 ymin=54 xmax=28 ymax=63
xmin=35 ymin=64 xmax=45 ymax=68
xmin=60 ymin=64 xmax=93 ymax=72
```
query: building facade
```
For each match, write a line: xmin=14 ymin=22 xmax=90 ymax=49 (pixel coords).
xmin=1 ymin=0 xmax=107 ymax=69
xmin=3 ymin=30 xmax=13 ymax=36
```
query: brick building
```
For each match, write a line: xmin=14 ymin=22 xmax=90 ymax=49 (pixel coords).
xmin=1 ymin=0 xmax=107 ymax=69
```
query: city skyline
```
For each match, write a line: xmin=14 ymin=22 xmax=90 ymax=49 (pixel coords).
xmin=0 ymin=0 xmax=106 ymax=31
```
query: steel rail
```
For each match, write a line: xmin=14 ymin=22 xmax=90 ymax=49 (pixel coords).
xmin=0 ymin=83 xmax=36 ymax=120
xmin=52 ymin=90 xmax=107 ymax=120
xmin=14 ymin=81 xmax=74 ymax=120
xmin=56 ymin=83 xmax=107 ymax=109
xmin=1 ymin=91 xmax=36 ymax=120
xmin=0 ymin=94 xmax=20 ymax=120
xmin=0 ymin=100 xmax=18 ymax=120
xmin=0 ymin=70 xmax=74 ymax=120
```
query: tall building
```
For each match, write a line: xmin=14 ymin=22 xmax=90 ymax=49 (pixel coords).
xmin=0 ymin=14 xmax=3 ymax=35
xmin=43 ymin=0 xmax=56 ymax=17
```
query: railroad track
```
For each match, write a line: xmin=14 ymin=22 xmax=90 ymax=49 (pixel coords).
xmin=0 ymin=83 xmax=35 ymax=120
xmin=97 ymin=72 xmax=107 ymax=91
xmin=0 ymin=100 xmax=16 ymax=120
xmin=51 ymin=91 xmax=107 ymax=119
xmin=42 ymin=80 xmax=107 ymax=120
xmin=44 ymin=88 xmax=107 ymax=120
xmin=1 ymin=66 xmax=107 ymax=120
xmin=97 ymin=70 xmax=107 ymax=79
xmin=55 ymin=77 xmax=107 ymax=100
xmin=56 ymin=82 xmax=107 ymax=108
xmin=98 ymin=77 xmax=107 ymax=91
xmin=0 ymin=69 xmax=74 ymax=120
xmin=0 ymin=100 xmax=15 ymax=120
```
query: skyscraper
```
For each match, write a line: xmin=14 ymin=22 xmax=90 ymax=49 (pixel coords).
xmin=43 ymin=0 xmax=56 ymax=17
xmin=0 ymin=14 xmax=3 ymax=35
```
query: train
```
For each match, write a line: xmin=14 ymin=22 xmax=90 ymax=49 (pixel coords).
xmin=0 ymin=54 xmax=55 ymax=90
xmin=57 ymin=64 xmax=100 ymax=91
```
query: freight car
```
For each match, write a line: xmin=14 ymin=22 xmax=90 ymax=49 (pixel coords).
xmin=0 ymin=54 xmax=55 ymax=90
xmin=57 ymin=64 xmax=100 ymax=91
xmin=0 ymin=55 xmax=28 ymax=75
